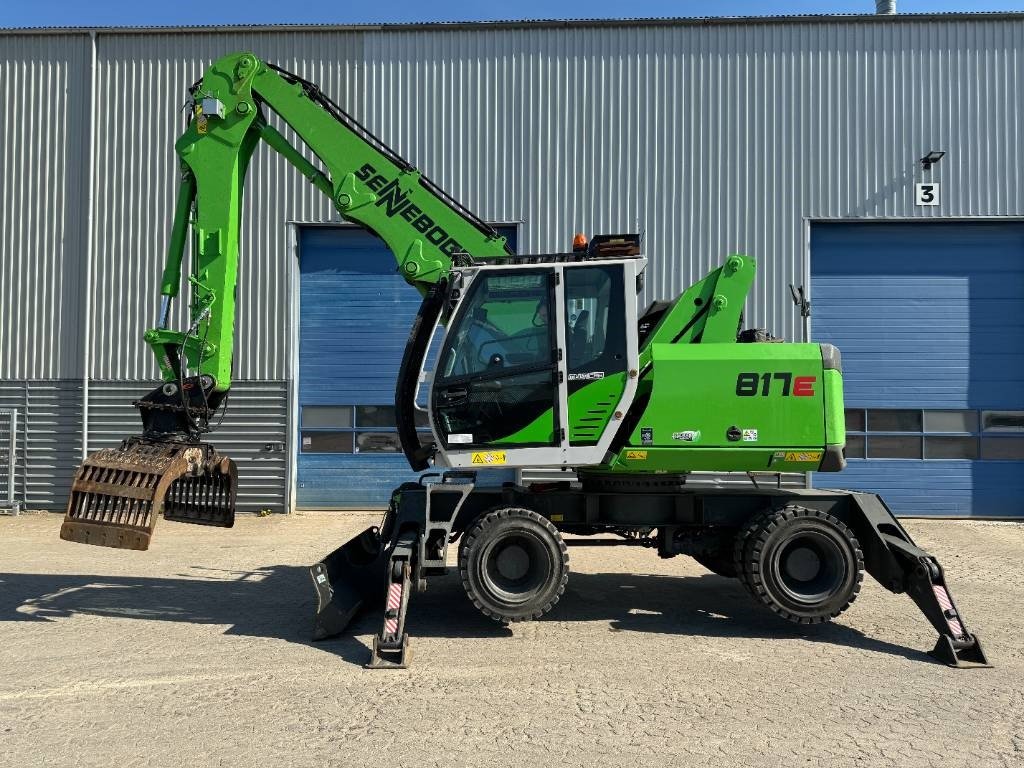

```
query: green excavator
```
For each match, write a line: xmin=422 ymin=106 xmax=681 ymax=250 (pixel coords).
xmin=60 ymin=52 xmax=988 ymax=670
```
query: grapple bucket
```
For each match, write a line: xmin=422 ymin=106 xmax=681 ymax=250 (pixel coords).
xmin=310 ymin=525 xmax=390 ymax=640
xmin=60 ymin=438 xmax=237 ymax=551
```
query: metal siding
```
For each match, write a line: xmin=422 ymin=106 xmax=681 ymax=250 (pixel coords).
xmin=0 ymin=381 xmax=83 ymax=510
xmin=362 ymin=20 xmax=1024 ymax=342
xmin=2 ymin=20 xmax=1024 ymax=365
xmin=86 ymin=380 xmax=289 ymax=513
xmin=0 ymin=35 xmax=89 ymax=379
xmin=811 ymin=221 xmax=1024 ymax=517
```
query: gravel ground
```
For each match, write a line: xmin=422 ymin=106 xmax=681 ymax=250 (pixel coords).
xmin=0 ymin=511 xmax=1021 ymax=768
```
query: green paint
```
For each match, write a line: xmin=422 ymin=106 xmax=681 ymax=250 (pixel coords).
xmin=822 ymin=368 xmax=846 ymax=446
xmin=604 ymin=342 xmax=833 ymax=473
xmin=567 ymin=372 xmax=627 ymax=445
xmin=492 ymin=413 xmax=557 ymax=446
xmin=491 ymin=372 xmax=629 ymax=447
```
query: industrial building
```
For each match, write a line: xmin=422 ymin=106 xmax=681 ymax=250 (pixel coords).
xmin=1 ymin=11 xmax=1022 ymax=516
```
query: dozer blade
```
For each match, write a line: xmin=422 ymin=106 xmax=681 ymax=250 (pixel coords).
xmin=60 ymin=437 xmax=237 ymax=551
xmin=310 ymin=525 xmax=390 ymax=640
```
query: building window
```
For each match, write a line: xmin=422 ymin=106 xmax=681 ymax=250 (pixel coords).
xmin=300 ymin=405 xmax=432 ymax=453
xmin=845 ymin=409 xmax=1024 ymax=461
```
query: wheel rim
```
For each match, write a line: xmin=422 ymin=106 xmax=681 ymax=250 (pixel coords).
xmin=769 ymin=530 xmax=847 ymax=605
xmin=479 ymin=530 xmax=554 ymax=606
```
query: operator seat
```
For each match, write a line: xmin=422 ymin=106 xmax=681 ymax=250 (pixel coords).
xmin=569 ymin=309 xmax=591 ymax=367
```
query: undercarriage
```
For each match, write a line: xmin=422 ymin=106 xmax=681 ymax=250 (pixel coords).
xmin=312 ymin=471 xmax=990 ymax=670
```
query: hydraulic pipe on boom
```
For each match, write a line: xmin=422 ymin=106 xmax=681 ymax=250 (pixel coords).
xmin=60 ymin=52 xmax=512 ymax=550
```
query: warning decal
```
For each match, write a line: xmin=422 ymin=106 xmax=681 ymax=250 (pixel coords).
xmin=471 ymin=451 xmax=507 ymax=465
xmin=784 ymin=451 xmax=822 ymax=462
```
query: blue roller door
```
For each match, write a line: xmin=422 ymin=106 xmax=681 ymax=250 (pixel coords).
xmin=811 ymin=222 xmax=1024 ymax=517
xmin=297 ymin=226 xmax=516 ymax=508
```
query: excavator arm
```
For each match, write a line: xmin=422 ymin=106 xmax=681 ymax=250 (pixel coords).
xmin=148 ymin=52 xmax=511 ymax=395
xmin=60 ymin=52 xmax=511 ymax=550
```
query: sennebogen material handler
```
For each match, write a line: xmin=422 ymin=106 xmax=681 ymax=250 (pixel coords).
xmin=60 ymin=53 xmax=988 ymax=670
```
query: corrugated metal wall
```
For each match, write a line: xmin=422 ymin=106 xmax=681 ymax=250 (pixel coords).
xmin=0 ymin=381 xmax=83 ymax=509
xmin=361 ymin=18 xmax=1024 ymax=334
xmin=0 ymin=35 xmax=90 ymax=379
xmin=2 ymin=16 xmax=1024 ymax=509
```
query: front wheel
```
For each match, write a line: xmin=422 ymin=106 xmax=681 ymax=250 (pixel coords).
xmin=459 ymin=507 xmax=569 ymax=622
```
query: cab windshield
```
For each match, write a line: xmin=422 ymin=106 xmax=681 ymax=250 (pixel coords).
xmin=439 ymin=272 xmax=552 ymax=379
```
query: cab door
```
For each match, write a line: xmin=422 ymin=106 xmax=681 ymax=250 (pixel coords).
xmin=431 ymin=268 xmax=560 ymax=449
xmin=563 ymin=263 xmax=629 ymax=445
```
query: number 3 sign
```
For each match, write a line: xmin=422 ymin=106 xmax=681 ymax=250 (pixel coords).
xmin=915 ymin=182 xmax=940 ymax=206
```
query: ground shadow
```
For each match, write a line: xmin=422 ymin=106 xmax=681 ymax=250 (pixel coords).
xmin=0 ymin=565 xmax=933 ymax=667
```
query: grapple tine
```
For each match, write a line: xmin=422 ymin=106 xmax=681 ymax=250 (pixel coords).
xmin=60 ymin=437 xmax=238 ymax=550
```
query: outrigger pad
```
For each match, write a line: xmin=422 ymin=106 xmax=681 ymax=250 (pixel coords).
xmin=310 ymin=526 xmax=389 ymax=640
xmin=930 ymin=634 xmax=991 ymax=668
xmin=367 ymin=634 xmax=410 ymax=669
xmin=60 ymin=438 xmax=237 ymax=551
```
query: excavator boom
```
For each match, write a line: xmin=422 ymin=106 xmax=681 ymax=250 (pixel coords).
xmin=61 ymin=52 xmax=511 ymax=550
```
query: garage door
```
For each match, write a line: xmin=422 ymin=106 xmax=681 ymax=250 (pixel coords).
xmin=297 ymin=225 xmax=516 ymax=508
xmin=811 ymin=222 xmax=1024 ymax=517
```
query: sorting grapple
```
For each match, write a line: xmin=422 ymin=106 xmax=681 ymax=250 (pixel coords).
xmin=61 ymin=437 xmax=236 ymax=551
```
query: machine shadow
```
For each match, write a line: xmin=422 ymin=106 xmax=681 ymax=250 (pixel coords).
xmin=0 ymin=565 xmax=930 ymax=666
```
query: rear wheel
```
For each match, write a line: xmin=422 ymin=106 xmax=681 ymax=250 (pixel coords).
xmin=735 ymin=506 xmax=864 ymax=624
xmin=459 ymin=507 xmax=569 ymax=622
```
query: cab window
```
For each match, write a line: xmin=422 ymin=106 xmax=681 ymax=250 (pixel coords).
xmin=440 ymin=272 xmax=553 ymax=379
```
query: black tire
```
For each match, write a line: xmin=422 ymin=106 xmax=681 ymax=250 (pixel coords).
xmin=736 ymin=506 xmax=864 ymax=624
xmin=733 ymin=509 xmax=773 ymax=597
xmin=459 ymin=507 xmax=569 ymax=623
xmin=692 ymin=551 xmax=738 ymax=578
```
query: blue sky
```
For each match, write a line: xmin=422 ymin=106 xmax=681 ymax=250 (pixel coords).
xmin=0 ymin=1 xmax=1020 ymax=28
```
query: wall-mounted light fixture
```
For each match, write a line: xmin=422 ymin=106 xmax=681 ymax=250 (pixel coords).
xmin=920 ymin=150 xmax=945 ymax=171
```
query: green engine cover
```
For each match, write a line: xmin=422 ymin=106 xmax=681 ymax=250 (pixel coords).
xmin=606 ymin=342 xmax=841 ymax=473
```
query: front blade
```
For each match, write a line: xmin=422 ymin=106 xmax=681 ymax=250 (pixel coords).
xmin=310 ymin=525 xmax=389 ymax=640
xmin=60 ymin=438 xmax=237 ymax=551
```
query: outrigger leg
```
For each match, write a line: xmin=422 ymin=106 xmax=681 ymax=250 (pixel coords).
xmin=850 ymin=492 xmax=989 ymax=668
xmin=367 ymin=528 xmax=417 ymax=669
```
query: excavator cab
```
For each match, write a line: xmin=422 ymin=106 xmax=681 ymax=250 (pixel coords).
xmin=426 ymin=252 xmax=643 ymax=472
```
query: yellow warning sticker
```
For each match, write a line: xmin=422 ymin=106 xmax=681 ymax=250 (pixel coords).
xmin=625 ymin=450 xmax=648 ymax=460
xmin=784 ymin=451 xmax=823 ymax=463
xmin=471 ymin=451 xmax=507 ymax=465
